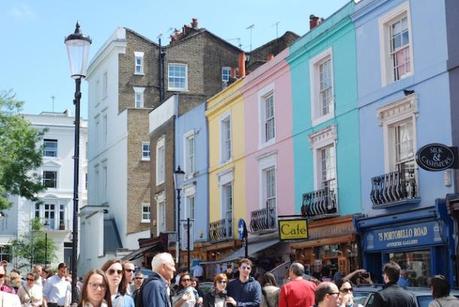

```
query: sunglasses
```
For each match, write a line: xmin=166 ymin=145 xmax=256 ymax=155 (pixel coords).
xmin=217 ymin=280 xmax=227 ymax=284
xmin=181 ymin=278 xmax=191 ymax=282
xmin=240 ymin=265 xmax=251 ymax=270
xmin=107 ymin=269 xmax=123 ymax=275
xmin=135 ymin=277 xmax=144 ymax=280
xmin=89 ymin=282 xmax=107 ymax=290
xmin=27 ymin=278 xmax=35 ymax=282
xmin=328 ymin=292 xmax=340 ymax=296
xmin=125 ymin=269 xmax=134 ymax=273
xmin=340 ymin=288 xmax=353 ymax=293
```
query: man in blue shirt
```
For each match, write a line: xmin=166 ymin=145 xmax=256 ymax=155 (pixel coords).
xmin=227 ymin=258 xmax=262 ymax=307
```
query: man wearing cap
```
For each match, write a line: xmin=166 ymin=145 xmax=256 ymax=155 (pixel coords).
xmin=43 ymin=263 xmax=71 ymax=307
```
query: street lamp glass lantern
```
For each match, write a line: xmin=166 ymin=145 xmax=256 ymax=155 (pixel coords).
xmin=65 ymin=22 xmax=92 ymax=79
xmin=174 ymin=165 xmax=185 ymax=189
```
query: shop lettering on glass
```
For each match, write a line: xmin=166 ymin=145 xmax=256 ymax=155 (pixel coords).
xmin=278 ymin=219 xmax=308 ymax=241
xmin=416 ymin=143 xmax=458 ymax=171
xmin=366 ymin=221 xmax=444 ymax=251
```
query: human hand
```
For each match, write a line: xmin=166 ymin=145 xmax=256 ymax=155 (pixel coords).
xmin=226 ymin=296 xmax=237 ymax=306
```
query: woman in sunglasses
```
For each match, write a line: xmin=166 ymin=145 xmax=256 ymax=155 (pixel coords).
xmin=203 ymin=273 xmax=236 ymax=307
xmin=172 ymin=273 xmax=202 ymax=306
xmin=17 ymin=272 xmax=44 ymax=306
xmin=78 ymin=269 xmax=112 ymax=307
xmin=101 ymin=259 xmax=134 ymax=307
xmin=336 ymin=279 xmax=360 ymax=307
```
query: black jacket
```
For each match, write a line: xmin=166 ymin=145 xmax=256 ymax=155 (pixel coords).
xmin=373 ymin=282 xmax=416 ymax=307
xmin=203 ymin=289 xmax=234 ymax=307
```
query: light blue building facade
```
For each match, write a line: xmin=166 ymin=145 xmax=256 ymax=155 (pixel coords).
xmin=352 ymin=0 xmax=456 ymax=285
xmin=287 ymin=2 xmax=362 ymax=273
xmin=175 ymin=102 xmax=209 ymax=247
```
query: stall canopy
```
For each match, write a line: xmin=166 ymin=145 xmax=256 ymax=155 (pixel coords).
xmin=201 ymin=239 xmax=280 ymax=264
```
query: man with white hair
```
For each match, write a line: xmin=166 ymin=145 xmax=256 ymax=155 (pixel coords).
xmin=141 ymin=252 xmax=176 ymax=307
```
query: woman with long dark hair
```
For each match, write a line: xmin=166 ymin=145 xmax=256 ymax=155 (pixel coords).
xmin=78 ymin=269 xmax=112 ymax=307
xmin=260 ymin=272 xmax=279 ymax=307
xmin=429 ymin=275 xmax=459 ymax=307
xmin=101 ymin=259 xmax=134 ymax=307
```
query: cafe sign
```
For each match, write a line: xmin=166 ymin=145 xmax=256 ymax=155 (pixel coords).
xmin=278 ymin=219 xmax=308 ymax=241
xmin=416 ymin=143 xmax=458 ymax=171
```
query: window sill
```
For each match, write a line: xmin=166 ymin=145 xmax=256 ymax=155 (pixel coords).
xmin=312 ymin=113 xmax=334 ymax=127
xmin=141 ymin=158 xmax=150 ymax=162
xmin=167 ymin=88 xmax=188 ymax=92
xmin=134 ymin=72 xmax=145 ymax=76
xmin=141 ymin=220 xmax=151 ymax=224
xmin=259 ymin=138 xmax=275 ymax=149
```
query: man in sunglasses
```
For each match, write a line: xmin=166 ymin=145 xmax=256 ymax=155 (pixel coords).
xmin=227 ymin=258 xmax=262 ymax=306
xmin=279 ymin=262 xmax=316 ymax=307
xmin=43 ymin=262 xmax=71 ymax=307
xmin=315 ymin=282 xmax=341 ymax=307
xmin=123 ymin=261 xmax=136 ymax=295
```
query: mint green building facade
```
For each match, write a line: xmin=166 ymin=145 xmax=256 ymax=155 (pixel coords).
xmin=287 ymin=2 xmax=360 ymax=218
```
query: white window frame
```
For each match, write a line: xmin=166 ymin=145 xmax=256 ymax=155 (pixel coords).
xmin=184 ymin=130 xmax=196 ymax=178
xmin=141 ymin=142 xmax=151 ymax=161
xmin=258 ymin=154 xmax=277 ymax=210
xmin=379 ymin=2 xmax=414 ymax=86
xmin=141 ymin=203 xmax=151 ymax=223
xmin=42 ymin=170 xmax=58 ymax=189
xmin=309 ymin=126 xmax=338 ymax=191
xmin=156 ymin=192 xmax=166 ymax=236
xmin=102 ymin=161 xmax=108 ymax=204
xmin=168 ymin=63 xmax=188 ymax=91
xmin=309 ymin=48 xmax=334 ymax=126
xmin=156 ymin=136 xmax=165 ymax=185
xmin=218 ymin=170 xmax=233 ymax=222
xmin=377 ymin=95 xmax=417 ymax=173
xmin=222 ymin=66 xmax=231 ymax=83
xmin=94 ymin=164 xmax=100 ymax=205
xmin=134 ymin=87 xmax=145 ymax=108
xmin=102 ymin=113 xmax=107 ymax=145
xmin=220 ymin=113 xmax=232 ymax=164
xmin=43 ymin=139 xmax=58 ymax=157
xmin=134 ymin=51 xmax=144 ymax=75
xmin=184 ymin=185 xmax=196 ymax=220
xmin=258 ymin=83 xmax=276 ymax=147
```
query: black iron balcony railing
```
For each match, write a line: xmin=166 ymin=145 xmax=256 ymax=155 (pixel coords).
xmin=209 ymin=217 xmax=232 ymax=242
xmin=370 ymin=169 xmax=419 ymax=207
xmin=301 ymin=181 xmax=337 ymax=219
xmin=250 ymin=201 xmax=276 ymax=232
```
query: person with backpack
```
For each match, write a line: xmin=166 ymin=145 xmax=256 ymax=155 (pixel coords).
xmin=138 ymin=252 xmax=176 ymax=307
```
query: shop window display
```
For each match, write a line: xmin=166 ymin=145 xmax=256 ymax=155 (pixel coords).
xmin=389 ymin=250 xmax=431 ymax=286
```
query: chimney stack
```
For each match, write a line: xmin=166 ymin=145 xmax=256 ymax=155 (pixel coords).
xmin=191 ymin=18 xmax=198 ymax=29
xmin=238 ymin=53 xmax=246 ymax=78
xmin=309 ymin=14 xmax=321 ymax=30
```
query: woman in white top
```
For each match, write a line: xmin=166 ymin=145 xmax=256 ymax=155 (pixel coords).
xmin=17 ymin=272 xmax=44 ymax=307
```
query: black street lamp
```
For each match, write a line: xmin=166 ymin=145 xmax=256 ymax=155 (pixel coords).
xmin=173 ymin=166 xmax=185 ymax=269
xmin=65 ymin=22 xmax=91 ymax=305
xmin=43 ymin=221 xmax=49 ymax=269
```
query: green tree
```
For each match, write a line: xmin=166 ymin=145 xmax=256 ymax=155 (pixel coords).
xmin=0 ymin=90 xmax=45 ymax=210
xmin=10 ymin=217 xmax=57 ymax=267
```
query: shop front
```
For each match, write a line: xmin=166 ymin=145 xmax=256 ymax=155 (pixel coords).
xmin=355 ymin=200 xmax=456 ymax=286
xmin=289 ymin=216 xmax=359 ymax=280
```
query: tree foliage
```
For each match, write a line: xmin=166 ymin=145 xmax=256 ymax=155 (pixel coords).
xmin=0 ymin=90 xmax=45 ymax=210
xmin=10 ymin=218 xmax=57 ymax=267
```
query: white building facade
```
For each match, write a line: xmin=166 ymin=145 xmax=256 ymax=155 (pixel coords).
xmin=0 ymin=111 xmax=87 ymax=271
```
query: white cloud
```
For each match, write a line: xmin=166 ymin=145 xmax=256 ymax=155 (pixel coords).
xmin=8 ymin=4 xmax=36 ymax=20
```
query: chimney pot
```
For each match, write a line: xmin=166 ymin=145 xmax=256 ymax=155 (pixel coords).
xmin=191 ymin=18 xmax=198 ymax=29
xmin=309 ymin=14 xmax=321 ymax=30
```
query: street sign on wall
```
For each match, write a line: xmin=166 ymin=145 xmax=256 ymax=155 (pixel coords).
xmin=278 ymin=219 xmax=308 ymax=241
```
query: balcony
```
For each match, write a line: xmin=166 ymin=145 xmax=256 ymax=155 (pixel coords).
xmin=42 ymin=219 xmax=71 ymax=231
xmin=250 ymin=202 xmax=277 ymax=233
xmin=301 ymin=181 xmax=337 ymax=219
xmin=370 ymin=169 xmax=420 ymax=208
xmin=209 ymin=218 xmax=232 ymax=242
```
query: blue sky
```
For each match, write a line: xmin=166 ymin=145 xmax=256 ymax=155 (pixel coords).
xmin=0 ymin=0 xmax=349 ymax=119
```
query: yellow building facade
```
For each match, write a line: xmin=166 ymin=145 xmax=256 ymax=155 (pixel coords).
xmin=206 ymin=79 xmax=246 ymax=248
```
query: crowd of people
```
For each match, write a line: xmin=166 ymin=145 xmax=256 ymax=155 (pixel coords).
xmin=1 ymin=255 xmax=458 ymax=307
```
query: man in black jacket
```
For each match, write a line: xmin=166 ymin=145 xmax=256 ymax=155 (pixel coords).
xmin=373 ymin=261 xmax=416 ymax=307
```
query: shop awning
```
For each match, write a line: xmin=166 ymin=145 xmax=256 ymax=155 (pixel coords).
xmin=202 ymin=238 xmax=280 ymax=265
xmin=121 ymin=241 xmax=163 ymax=261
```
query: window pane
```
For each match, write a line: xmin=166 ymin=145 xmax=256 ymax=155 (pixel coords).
xmin=168 ymin=64 xmax=187 ymax=90
xmin=43 ymin=171 xmax=57 ymax=188
xmin=319 ymin=59 xmax=332 ymax=116
xmin=43 ymin=139 xmax=58 ymax=157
